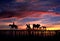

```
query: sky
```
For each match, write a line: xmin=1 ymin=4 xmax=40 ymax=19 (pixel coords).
xmin=0 ymin=0 xmax=60 ymax=30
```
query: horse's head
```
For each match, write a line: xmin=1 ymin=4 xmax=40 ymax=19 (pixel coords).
xmin=42 ymin=26 xmax=46 ymax=28
xmin=9 ymin=24 xmax=11 ymax=26
xmin=26 ymin=24 xmax=31 ymax=30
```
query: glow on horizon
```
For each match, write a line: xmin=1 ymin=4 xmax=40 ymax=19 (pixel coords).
xmin=0 ymin=25 xmax=60 ymax=30
xmin=0 ymin=21 xmax=60 ymax=30
xmin=47 ymin=25 xmax=60 ymax=30
xmin=18 ymin=25 xmax=60 ymax=30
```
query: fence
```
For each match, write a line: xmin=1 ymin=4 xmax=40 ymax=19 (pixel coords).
xmin=0 ymin=30 xmax=59 ymax=37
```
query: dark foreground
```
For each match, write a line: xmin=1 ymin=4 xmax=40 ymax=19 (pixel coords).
xmin=0 ymin=30 xmax=60 ymax=41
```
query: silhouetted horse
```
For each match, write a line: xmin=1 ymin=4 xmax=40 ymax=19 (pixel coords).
xmin=26 ymin=24 xmax=31 ymax=30
xmin=9 ymin=22 xmax=18 ymax=29
xmin=41 ymin=26 xmax=46 ymax=30
xmin=33 ymin=24 xmax=40 ymax=29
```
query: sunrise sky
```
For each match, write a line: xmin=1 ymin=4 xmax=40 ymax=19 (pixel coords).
xmin=0 ymin=0 xmax=60 ymax=30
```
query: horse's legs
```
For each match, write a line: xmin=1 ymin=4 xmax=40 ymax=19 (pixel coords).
xmin=15 ymin=27 xmax=18 ymax=29
xmin=37 ymin=28 xmax=38 ymax=30
xmin=33 ymin=27 xmax=34 ymax=30
xmin=10 ymin=27 xmax=13 ymax=30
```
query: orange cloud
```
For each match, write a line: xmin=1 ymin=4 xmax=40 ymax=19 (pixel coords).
xmin=0 ymin=11 xmax=60 ymax=19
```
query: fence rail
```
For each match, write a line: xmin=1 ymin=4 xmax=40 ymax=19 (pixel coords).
xmin=0 ymin=30 xmax=60 ymax=37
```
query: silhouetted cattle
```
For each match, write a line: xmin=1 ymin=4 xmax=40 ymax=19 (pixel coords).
xmin=9 ymin=22 xmax=18 ymax=29
xmin=33 ymin=24 xmax=40 ymax=29
xmin=26 ymin=24 xmax=31 ymax=30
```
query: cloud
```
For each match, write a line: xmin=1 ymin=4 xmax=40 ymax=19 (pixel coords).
xmin=16 ymin=0 xmax=25 ymax=2
xmin=0 ymin=0 xmax=14 ymax=4
xmin=50 ymin=16 xmax=60 ymax=22
xmin=19 ymin=17 xmax=40 ymax=22
xmin=0 ymin=10 xmax=60 ymax=19
xmin=0 ymin=17 xmax=17 ymax=22
xmin=0 ymin=0 xmax=60 ymax=12
xmin=0 ymin=0 xmax=60 ymax=30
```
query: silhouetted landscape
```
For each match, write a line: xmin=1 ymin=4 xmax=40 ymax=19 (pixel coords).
xmin=0 ymin=22 xmax=60 ymax=41
xmin=0 ymin=0 xmax=60 ymax=41
xmin=0 ymin=30 xmax=60 ymax=41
